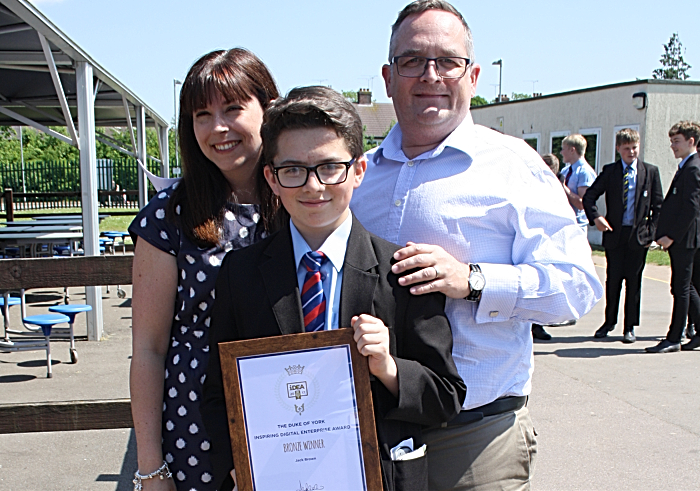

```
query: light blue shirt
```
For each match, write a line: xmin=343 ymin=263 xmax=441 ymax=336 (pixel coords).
xmin=562 ymin=158 xmax=597 ymax=228
xmin=678 ymin=151 xmax=697 ymax=170
xmin=621 ymin=159 xmax=638 ymax=226
xmin=290 ymin=213 xmax=352 ymax=330
xmin=350 ymin=114 xmax=603 ymax=409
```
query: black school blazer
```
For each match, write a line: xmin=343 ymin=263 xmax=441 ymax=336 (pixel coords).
xmin=201 ymin=216 xmax=465 ymax=491
xmin=583 ymin=159 xmax=663 ymax=248
xmin=656 ymin=153 xmax=700 ymax=249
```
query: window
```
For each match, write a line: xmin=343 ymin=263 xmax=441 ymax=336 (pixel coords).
xmin=550 ymin=131 xmax=570 ymax=172
xmin=580 ymin=128 xmax=601 ymax=173
xmin=522 ymin=133 xmax=541 ymax=153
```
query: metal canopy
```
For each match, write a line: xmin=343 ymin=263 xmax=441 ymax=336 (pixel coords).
xmin=0 ymin=0 xmax=170 ymax=342
xmin=0 ymin=1 xmax=167 ymax=129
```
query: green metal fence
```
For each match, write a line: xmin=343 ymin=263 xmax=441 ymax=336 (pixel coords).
xmin=0 ymin=158 xmax=182 ymax=211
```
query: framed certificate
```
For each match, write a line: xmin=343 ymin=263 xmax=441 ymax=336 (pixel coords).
xmin=218 ymin=328 xmax=382 ymax=491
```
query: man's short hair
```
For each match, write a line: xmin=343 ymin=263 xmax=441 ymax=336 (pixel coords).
xmin=541 ymin=154 xmax=560 ymax=175
xmin=261 ymin=86 xmax=364 ymax=166
xmin=562 ymin=134 xmax=587 ymax=156
xmin=615 ymin=128 xmax=640 ymax=147
xmin=669 ymin=120 xmax=700 ymax=144
xmin=389 ymin=0 xmax=474 ymax=61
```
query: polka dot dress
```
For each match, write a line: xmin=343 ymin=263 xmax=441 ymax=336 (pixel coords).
xmin=129 ymin=183 xmax=266 ymax=490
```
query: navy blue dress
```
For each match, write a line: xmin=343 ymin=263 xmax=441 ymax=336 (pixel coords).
xmin=129 ymin=182 xmax=265 ymax=490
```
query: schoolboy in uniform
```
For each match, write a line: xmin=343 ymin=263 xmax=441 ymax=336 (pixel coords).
xmin=201 ymin=86 xmax=465 ymax=491
xmin=648 ymin=121 xmax=700 ymax=353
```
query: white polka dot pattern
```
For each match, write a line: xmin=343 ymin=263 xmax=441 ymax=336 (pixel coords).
xmin=128 ymin=186 xmax=267 ymax=490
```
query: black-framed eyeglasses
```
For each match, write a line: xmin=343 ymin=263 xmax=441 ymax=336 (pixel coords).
xmin=271 ymin=160 xmax=355 ymax=188
xmin=392 ymin=56 xmax=471 ymax=79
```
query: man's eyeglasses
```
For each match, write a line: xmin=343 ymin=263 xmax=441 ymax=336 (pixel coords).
xmin=392 ymin=56 xmax=471 ymax=79
xmin=271 ymin=160 xmax=355 ymax=188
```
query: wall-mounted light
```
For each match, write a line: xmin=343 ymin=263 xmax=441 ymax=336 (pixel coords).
xmin=632 ymin=92 xmax=647 ymax=110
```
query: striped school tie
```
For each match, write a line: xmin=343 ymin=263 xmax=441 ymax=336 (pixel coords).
xmin=301 ymin=251 xmax=327 ymax=332
xmin=622 ymin=165 xmax=631 ymax=212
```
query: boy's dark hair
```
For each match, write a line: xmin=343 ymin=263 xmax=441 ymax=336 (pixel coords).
xmin=669 ymin=120 xmax=700 ymax=144
xmin=261 ymin=86 xmax=364 ymax=165
xmin=615 ymin=128 xmax=640 ymax=147
xmin=541 ymin=153 xmax=560 ymax=174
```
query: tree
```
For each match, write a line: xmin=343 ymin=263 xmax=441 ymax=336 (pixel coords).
xmin=470 ymin=95 xmax=488 ymax=106
xmin=653 ymin=33 xmax=691 ymax=80
xmin=342 ymin=90 xmax=358 ymax=103
xmin=511 ymin=93 xmax=530 ymax=100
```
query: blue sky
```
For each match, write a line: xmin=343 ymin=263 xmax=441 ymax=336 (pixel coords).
xmin=30 ymin=0 xmax=699 ymax=124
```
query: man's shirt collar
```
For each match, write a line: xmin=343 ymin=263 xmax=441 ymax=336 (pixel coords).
xmin=374 ymin=113 xmax=475 ymax=164
xmin=290 ymin=212 xmax=352 ymax=273
xmin=622 ymin=158 xmax=637 ymax=171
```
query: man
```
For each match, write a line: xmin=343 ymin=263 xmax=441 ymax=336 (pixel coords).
xmin=350 ymin=1 xmax=603 ymax=489
xmin=561 ymin=134 xmax=597 ymax=230
xmin=583 ymin=128 xmax=663 ymax=343
xmin=647 ymin=121 xmax=700 ymax=353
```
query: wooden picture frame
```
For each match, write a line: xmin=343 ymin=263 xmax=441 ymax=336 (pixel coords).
xmin=219 ymin=328 xmax=382 ymax=491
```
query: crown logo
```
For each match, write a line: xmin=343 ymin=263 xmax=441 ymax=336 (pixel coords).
xmin=285 ymin=364 xmax=304 ymax=376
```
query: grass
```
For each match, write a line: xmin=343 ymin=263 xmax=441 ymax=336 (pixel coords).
xmin=591 ymin=245 xmax=670 ymax=267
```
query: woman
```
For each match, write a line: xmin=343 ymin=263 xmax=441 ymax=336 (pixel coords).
xmin=128 ymin=48 xmax=281 ymax=491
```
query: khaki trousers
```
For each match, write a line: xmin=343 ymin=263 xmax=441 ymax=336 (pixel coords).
xmin=423 ymin=405 xmax=537 ymax=491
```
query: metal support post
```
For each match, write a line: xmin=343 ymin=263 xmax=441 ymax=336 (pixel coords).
xmin=76 ymin=60 xmax=103 ymax=341
xmin=158 ymin=125 xmax=170 ymax=179
xmin=136 ymin=105 xmax=147 ymax=208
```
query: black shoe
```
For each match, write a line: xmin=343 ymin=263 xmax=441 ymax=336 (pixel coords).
xmin=594 ymin=324 xmax=614 ymax=338
xmin=681 ymin=335 xmax=700 ymax=351
xmin=623 ymin=328 xmax=636 ymax=344
xmin=686 ymin=324 xmax=696 ymax=340
xmin=532 ymin=324 xmax=552 ymax=341
xmin=645 ymin=340 xmax=681 ymax=353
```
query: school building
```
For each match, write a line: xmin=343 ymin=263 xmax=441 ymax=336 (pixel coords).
xmin=471 ymin=79 xmax=700 ymax=244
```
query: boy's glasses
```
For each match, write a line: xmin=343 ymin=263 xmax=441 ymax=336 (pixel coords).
xmin=271 ymin=160 xmax=355 ymax=188
xmin=392 ymin=56 xmax=470 ymax=79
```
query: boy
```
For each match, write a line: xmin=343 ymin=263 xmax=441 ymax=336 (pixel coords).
xmin=583 ymin=128 xmax=663 ymax=343
xmin=560 ymin=134 xmax=597 ymax=230
xmin=647 ymin=121 xmax=700 ymax=353
xmin=201 ymin=86 xmax=465 ymax=490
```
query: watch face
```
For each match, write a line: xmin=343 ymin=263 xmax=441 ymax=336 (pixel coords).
xmin=470 ymin=273 xmax=485 ymax=291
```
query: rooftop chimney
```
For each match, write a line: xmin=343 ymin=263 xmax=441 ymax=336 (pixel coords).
xmin=358 ymin=88 xmax=372 ymax=105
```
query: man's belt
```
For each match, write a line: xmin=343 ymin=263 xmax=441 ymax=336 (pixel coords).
xmin=439 ymin=395 xmax=528 ymax=428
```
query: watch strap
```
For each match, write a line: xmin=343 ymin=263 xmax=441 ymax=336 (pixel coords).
xmin=465 ymin=263 xmax=483 ymax=302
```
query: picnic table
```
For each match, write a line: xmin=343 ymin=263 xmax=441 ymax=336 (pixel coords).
xmin=0 ymin=229 xmax=83 ymax=258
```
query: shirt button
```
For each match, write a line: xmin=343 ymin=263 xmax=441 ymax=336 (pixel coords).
xmin=489 ymin=311 xmax=499 ymax=318
xmin=407 ymin=160 xmax=414 ymax=167
xmin=394 ymin=199 xmax=402 ymax=207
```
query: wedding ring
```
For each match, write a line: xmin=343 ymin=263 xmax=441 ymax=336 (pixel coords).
xmin=433 ymin=266 xmax=440 ymax=278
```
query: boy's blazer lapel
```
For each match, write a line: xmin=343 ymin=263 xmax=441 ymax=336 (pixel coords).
xmin=339 ymin=217 xmax=380 ymax=329
xmin=259 ymin=226 xmax=305 ymax=335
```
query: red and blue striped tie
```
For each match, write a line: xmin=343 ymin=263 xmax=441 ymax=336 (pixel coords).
xmin=301 ymin=251 xmax=326 ymax=332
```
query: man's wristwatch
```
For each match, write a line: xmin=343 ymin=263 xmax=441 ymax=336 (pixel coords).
xmin=465 ymin=263 xmax=485 ymax=302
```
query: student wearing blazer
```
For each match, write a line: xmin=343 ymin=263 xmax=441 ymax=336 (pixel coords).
xmin=583 ymin=128 xmax=663 ymax=343
xmin=201 ymin=217 xmax=465 ymax=491
xmin=648 ymin=121 xmax=700 ymax=353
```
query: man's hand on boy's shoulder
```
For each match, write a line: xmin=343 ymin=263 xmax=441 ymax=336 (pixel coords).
xmin=351 ymin=314 xmax=398 ymax=397
xmin=392 ymin=242 xmax=471 ymax=298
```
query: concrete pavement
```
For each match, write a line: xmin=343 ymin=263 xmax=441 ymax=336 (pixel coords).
xmin=0 ymin=256 xmax=699 ymax=490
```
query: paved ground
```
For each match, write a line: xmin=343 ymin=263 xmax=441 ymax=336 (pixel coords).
xmin=0 ymin=256 xmax=699 ymax=490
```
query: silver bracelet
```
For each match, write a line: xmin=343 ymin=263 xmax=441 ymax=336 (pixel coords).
xmin=133 ymin=461 xmax=172 ymax=490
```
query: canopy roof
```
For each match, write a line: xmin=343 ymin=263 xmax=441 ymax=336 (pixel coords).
xmin=0 ymin=0 xmax=167 ymax=129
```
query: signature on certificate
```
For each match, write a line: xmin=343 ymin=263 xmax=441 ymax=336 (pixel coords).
xmin=296 ymin=482 xmax=324 ymax=491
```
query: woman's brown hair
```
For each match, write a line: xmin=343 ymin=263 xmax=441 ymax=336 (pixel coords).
xmin=169 ymin=48 xmax=283 ymax=246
